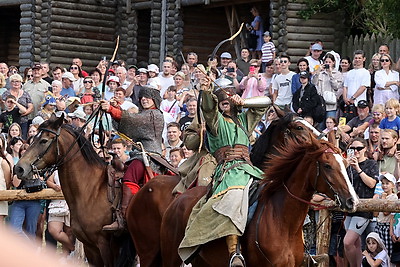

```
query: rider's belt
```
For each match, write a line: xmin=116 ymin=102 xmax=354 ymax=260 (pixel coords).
xmin=213 ymin=145 xmax=251 ymax=165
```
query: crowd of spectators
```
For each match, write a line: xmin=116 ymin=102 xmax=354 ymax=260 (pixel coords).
xmin=0 ymin=26 xmax=400 ymax=265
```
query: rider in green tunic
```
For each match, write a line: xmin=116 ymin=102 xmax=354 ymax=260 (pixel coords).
xmin=179 ymin=77 xmax=267 ymax=267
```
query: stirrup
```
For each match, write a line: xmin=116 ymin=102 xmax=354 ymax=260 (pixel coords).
xmin=229 ymin=252 xmax=246 ymax=267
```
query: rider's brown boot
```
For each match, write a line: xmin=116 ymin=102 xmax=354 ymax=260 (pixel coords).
xmin=102 ymin=183 xmax=134 ymax=231
xmin=226 ymin=235 xmax=245 ymax=267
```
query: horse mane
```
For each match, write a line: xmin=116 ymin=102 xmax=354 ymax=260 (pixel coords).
xmin=250 ymin=113 xmax=296 ymax=168
xmin=260 ymin=136 xmax=337 ymax=196
xmin=39 ymin=120 xmax=106 ymax=167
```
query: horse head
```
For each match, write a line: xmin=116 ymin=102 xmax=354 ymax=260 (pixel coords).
xmin=308 ymin=138 xmax=359 ymax=212
xmin=14 ymin=114 xmax=64 ymax=180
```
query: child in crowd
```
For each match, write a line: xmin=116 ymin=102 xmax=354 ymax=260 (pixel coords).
xmin=0 ymin=95 xmax=27 ymax=134
xmin=36 ymin=93 xmax=57 ymax=121
xmin=375 ymin=173 xmax=398 ymax=256
xmin=169 ymin=147 xmax=184 ymax=168
xmin=362 ymin=232 xmax=390 ymax=267
xmin=160 ymin=86 xmax=180 ymax=121
xmin=260 ymin=31 xmax=275 ymax=72
xmin=391 ymin=209 xmax=400 ymax=266
xmin=380 ymin=98 xmax=400 ymax=133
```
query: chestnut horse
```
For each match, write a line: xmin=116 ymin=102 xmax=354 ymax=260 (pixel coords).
xmin=126 ymin=113 xmax=320 ymax=267
xmin=160 ymin=137 xmax=359 ymax=266
xmin=14 ymin=115 xmax=132 ymax=267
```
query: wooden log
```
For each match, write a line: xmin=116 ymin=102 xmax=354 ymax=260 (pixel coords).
xmin=51 ymin=28 xmax=114 ymax=41
xmin=318 ymin=199 xmax=400 ymax=212
xmin=51 ymin=15 xmax=113 ymax=28
xmin=49 ymin=36 xmax=114 ymax=47
xmin=316 ymin=209 xmax=331 ymax=267
xmin=52 ymin=1 xmax=115 ymax=14
xmin=50 ymin=22 xmax=115 ymax=35
xmin=0 ymin=189 xmax=64 ymax=201
xmin=51 ymin=42 xmax=114 ymax=54
xmin=52 ymin=7 xmax=114 ymax=21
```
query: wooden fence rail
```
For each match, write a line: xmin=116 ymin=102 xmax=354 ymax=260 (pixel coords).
xmin=0 ymin=189 xmax=64 ymax=201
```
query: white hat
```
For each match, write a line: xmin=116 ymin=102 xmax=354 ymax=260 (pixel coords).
xmin=61 ymin=72 xmax=76 ymax=82
xmin=106 ymin=76 xmax=120 ymax=86
xmin=68 ymin=110 xmax=87 ymax=121
xmin=137 ymin=68 xmax=148 ymax=74
xmin=147 ymin=64 xmax=159 ymax=73
xmin=379 ymin=173 xmax=397 ymax=185
xmin=220 ymin=52 xmax=232 ymax=59
xmin=32 ymin=116 xmax=45 ymax=126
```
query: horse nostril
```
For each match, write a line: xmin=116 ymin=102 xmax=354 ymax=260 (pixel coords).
xmin=14 ymin=166 xmax=24 ymax=177
xmin=345 ymin=197 xmax=354 ymax=210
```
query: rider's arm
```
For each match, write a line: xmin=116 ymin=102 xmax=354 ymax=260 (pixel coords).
xmin=201 ymin=90 xmax=219 ymax=137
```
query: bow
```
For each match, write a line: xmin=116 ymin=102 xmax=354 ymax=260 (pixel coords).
xmin=101 ymin=36 xmax=120 ymax=99
xmin=210 ymin=23 xmax=244 ymax=60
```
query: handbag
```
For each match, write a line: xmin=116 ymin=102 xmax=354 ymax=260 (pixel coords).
xmin=48 ymin=200 xmax=69 ymax=216
xmin=322 ymin=91 xmax=337 ymax=105
xmin=247 ymin=32 xmax=258 ymax=49
xmin=24 ymin=178 xmax=46 ymax=193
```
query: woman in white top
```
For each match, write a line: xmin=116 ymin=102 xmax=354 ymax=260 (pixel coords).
xmin=374 ymin=54 xmax=400 ymax=105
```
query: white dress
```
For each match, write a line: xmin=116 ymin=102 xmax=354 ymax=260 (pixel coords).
xmin=374 ymin=69 xmax=400 ymax=104
xmin=0 ymin=158 xmax=7 ymax=216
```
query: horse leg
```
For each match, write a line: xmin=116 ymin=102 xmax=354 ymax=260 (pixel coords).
xmin=84 ymin=244 xmax=104 ymax=267
xmin=97 ymin=236 xmax=116 ymax=267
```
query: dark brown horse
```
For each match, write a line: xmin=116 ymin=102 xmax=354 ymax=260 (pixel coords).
xmin=14 ymin=115 xmax=131 ymax=267
xmin=160 ymin=137 xmax=358 ymax=267
xmin=126 ymin=113 xmax=320 ymax=267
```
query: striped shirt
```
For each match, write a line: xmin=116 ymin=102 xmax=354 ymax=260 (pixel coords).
xmin=261 ymin=41 xmax=275 ymax=63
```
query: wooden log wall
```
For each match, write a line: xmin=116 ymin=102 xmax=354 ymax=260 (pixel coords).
xmin=48 ymin=0 xmax=117 ymax=69
xmin=19 ymin=1 xmax=35 ymax=69
xmin=115 ymin=0 xmax=129 ymax=62
xmin=270 ymin=0 xmax=346 ymax=67
xmin=148 ymin=0 xmax=162 ymax=63
xmin=126 ymin=9 xmax=138 ymax=65
xmin=166 ymin=0 xmax=184 ymax=64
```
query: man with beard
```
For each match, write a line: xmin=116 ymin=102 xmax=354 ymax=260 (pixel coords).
xmin=178 ymin=77 xmax=268 ymax=267
xmin=158 ymin=61 xmax=175 ymax=98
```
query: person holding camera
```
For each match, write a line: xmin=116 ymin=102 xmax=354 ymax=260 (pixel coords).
xmin=238 ymin=59 xmax=267 ymax=99
xmin=344 ymin=137 xmax=378 ymax=267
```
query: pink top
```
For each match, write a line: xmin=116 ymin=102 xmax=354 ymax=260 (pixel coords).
xmin=239 ymin=74 xmax=267 ymax=99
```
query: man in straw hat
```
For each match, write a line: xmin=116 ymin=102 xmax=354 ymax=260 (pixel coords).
xmin=100 ymin=85 xmax=164 ymax=231
xmin=178 ymin=76 xmax=268 ymax=266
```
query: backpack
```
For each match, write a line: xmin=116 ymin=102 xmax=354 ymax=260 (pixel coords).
xmin=313 ymin=94 xmax=326 ymax=123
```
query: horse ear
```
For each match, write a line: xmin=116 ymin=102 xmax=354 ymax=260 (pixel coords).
xmin=273 ymin=104 xmax=286 ymax=118
xmin=53 ymin=113 xmax=64 ymax=129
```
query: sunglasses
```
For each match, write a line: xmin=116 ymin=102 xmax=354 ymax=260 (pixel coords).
xmin=70 ymin=66 xmax=79 ymax=70
xmin=250 ymin=65 xmax=259 ymax=67
xmin=349 ymin=146 xmax=365 ymax=151
xmin=373 ymin=112 xmax=381 ymax=116
xmin=83 ymin=80 xmax=93 ymax=84
xmin=380 ymin=59 xmax=390 ymax=63
xmin=27 ymin=75 xmax=33 ymax=78
xmin=280 ymin=60 xmax=288 ymax=63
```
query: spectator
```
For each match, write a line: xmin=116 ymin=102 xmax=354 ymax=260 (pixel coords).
xmin=374 ymin=54 xmax=399 ymax=104
xmin=369 ymin=53 xmax=381 ymax=104
xmin=291 ymin=58 xmax=310 ymax=94
xmin=0 ymin=138 xmax=11 ymax=224
xmin=179 ymin=63 xmax=193 ymax=89
xmin=343 ymin=50 xmax=370 ymax=106
xmin=339 ymin=100 xmax=372 ymax=143
xmin=374 ymin=173 xmax=398 ymax=257
xmin=22 ymin=64 xmax=50 ymax=124
xmin=262 ymin=60 xmax=275 ymax=97
xmin=116 ymin=66 xmax=130 ymax=89
xmin=127 ymin=68 xmax=148 ymax=106
xmin=126 ymin=65 xmax=137 ymax=85
xmin=164 ymin=122 xmax=182 ymax=160
xmin=0 ymin=63 xmax=10 ymax=89
xmin=224 ymin=61 xmax=243 ymax=85
xmin=261 ymin=31 xmax=275 ymax=72
xmin=390 ymin=209 xmax=400 ymax=265
xmin=104 ymin=76 xmax=120 ymax=101
xmin=236 ymin=48 xmax=251 ymax=76
xmin=72 ymin=58 xmax=88 ymax=77
xmin=305 ymin=43 xmax=323 ymax=74
xmin=336 ymin=56 xmax=353 ymax=102
xmin=3 ymin=74 xmax=33 ymax=138
xmin=169 ymin=147 xmax=184 ymax=168
xmin=272 ymin=55 xmax=295 ymax=109
xmin=178 ymin=98 xmax=197 ymax=132
xmin=312 ymin=53 xmax=343 ymax=122
xmin=160 ymin=86 xmax=180 ymax=121
xmin=292 ymin=71 xmax=320 ymax=122
xmin=376 ymin=129 xmax=400 ymax=178
xmin=158 ymin=61 xmax=175 ymax=98
xmin=239 ymin=59 xmax=267 ymax=98
xmin=40 ymin=62 xmax=53 ymax=84
xmin=0 ymin=95 xmax=27 ymax=133
xmin=367 ymin=123 xmax=381 ymax=160
xmin=344 ymin=137 xmax=378 ymax=267
xmin=380 ymin=98 xmax=400 ymax=133
xmin=147 ymin=64 xmax=161 ymax=91
xmin=174 ymin=71 xmax=190 ymax=102
xmin=111 ymin=138 xmax=129 ymax=163
xmin=370 ymin=104 xmax=386 ymax=126
xmin=378 ymin=44 xmax=390 ymax=55
xmin=248 ymin=6 xmax=264 ymax=59
xmin=60 ymin=72 xmax=76 ymax=97
xmin=36 ymin=93 xmax=56 ymax=121
xmin=219 ymin=52 xmax=232 ymax=70
xmin=112 ymin=87 xmax=138 ymax=112
xmin=68 ymin=64 xmax=84 ymax=95
xmin=68 ymin=109 xmax=87 ymax=129
xmin=23 ymin=68 xmax=33 ymax=84
xmin=362 ymin=232 xmax=390 ymax=267
xmin=51 ymin=80 xmax=66 ymax=112
xmin=51 ymin=66 xmax=64 ymax=82
xmin=186 ymin=52 xmax=198 ymax=80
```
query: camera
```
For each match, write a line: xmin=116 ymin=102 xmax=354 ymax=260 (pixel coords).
xmin=226 ymin=67 xmax=234 ymax=73
xmin=324 ymin=64 xmax=330 ymax=69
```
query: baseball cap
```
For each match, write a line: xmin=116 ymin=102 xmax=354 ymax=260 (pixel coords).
xmin=299 ymin=71 xmax=310 ymax=79
xmin=32 ymin=63 xmax=42 ymax=70
xmin=311 ymin=43 xmax=323 ymax=51
xmin=137 ymin=68 xmax=148 ymax=74
xmin=61 ymin=72 xmax=76 ymax=82
xmin=357 ymin=100 xmax=368 ymax=108
xmin=379 ymin=173 xmax=397 ymax=185
xmin=263 ymin=31 xmax=270 ymax=37
xmin=106 ymin=76 xmax=120 ymax=86
xmin=68 ymin=110 xmax=87 ymax=121
xmin=220 ymin=52 xmax=232 ymax=59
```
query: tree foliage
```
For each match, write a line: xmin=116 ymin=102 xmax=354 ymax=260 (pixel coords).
xmin=296 ymin=0 xmax=400 ymax=37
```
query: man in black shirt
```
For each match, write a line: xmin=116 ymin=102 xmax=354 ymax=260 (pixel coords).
xmin=179 ymin=98 xmax=197 ymax=132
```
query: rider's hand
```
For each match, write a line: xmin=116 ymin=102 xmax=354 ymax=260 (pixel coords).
xmin=230 ymin=94 xmax=245 ymax=106
xmin=100 ymin=100 xmax=110 ymax=111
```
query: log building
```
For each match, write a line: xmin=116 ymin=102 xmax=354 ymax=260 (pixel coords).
xmin=0 ymin=0 xmax=345 ymax=71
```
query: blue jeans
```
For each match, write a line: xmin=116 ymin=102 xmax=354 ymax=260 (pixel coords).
xmin=8 ymin=200 xmax=41 ymax=240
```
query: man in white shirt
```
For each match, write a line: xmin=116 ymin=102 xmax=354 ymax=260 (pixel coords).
xmin=272 ymin=55 xmax=295 ymax=109
xmin=305 ymin=43 xmax=323 ymax=73
xmin=343 ymin=50 xmax=370 ymax=106
xmin=158 ymin=61 xmax=175 ymax=98
xmin=113 ymin=87 xmax=138 ymax=112
xmin=116 ymin=66 xmax=131 ymax=89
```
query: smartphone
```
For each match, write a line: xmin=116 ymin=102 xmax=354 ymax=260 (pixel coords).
xmin=339 ymin=117 xmax=346 ymax=126
xmin=324 ymin=64 xmax=330 ymax=69
xmin=226 ymin=67 xmax=234 ymax=72
xmin=347 ymin=149 xmax=354 ymax=158
xmin=249 ymin=66 xmax=255 ymax=74
xmin=397 ymin=143 xmax=400 ymax=151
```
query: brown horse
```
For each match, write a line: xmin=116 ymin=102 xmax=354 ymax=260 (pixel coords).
xmin=160 ymin=137 xmax=358 ymax=267
xmin=126 ymin=113 xmax=320 ymax=267
xmin=14 ymin=115 xmax=131 ymax=267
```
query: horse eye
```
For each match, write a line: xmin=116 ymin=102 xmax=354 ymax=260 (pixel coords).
xmin=296 ymin=126 xmax=303 ymax=130
xmin=323 ymin=163 xmax=333 ymax=170
xmin=39 ymin=139 xmax=48 ymax=144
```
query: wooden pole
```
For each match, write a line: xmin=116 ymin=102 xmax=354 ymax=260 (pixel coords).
xmin=317 ymin=198 xmax=400 ymax=212
xmin=316 ymin=209 xmax=331 ymax=267
xmin=0 ymin=189 xmax=64 ymax=201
